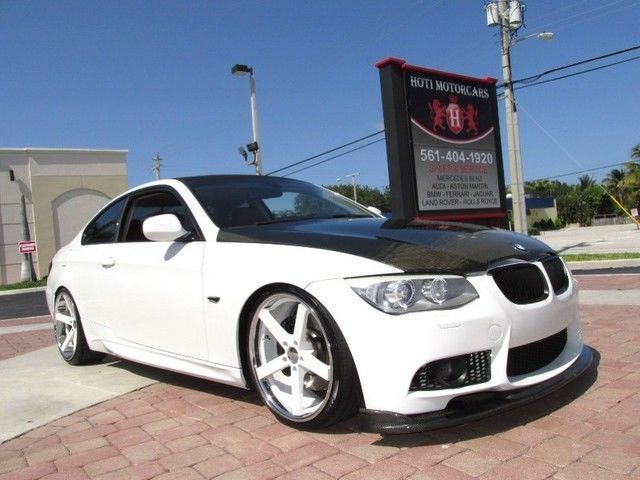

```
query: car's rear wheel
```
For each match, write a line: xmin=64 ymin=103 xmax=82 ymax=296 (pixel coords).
xmin=246 ymin=289 xmax=361 ymax=428
xmin=54 ymin=289 xmax=105 ymax=365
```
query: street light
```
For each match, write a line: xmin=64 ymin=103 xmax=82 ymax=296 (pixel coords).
xmin=486 ymin=1 xmax=553 ymax=235
xmin=337 ymin=173 xmax=359 ymax=202
xmin=512 ymin=31 xmax=553 ymax=45
xmin=232 ymin=64 xmax=262 ymax=175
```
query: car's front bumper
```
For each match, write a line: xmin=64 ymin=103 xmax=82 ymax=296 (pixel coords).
xmin=359 ymin=344 xmax=594 ymax=434
xmin=306 ymin=263 xmax=584 ymax=421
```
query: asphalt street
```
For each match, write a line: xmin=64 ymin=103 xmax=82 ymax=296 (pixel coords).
xmin=0 ymin=290 xmax=48 ymax=320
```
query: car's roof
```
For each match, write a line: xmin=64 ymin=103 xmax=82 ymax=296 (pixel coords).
xmin=177 ymin=174 xmax=296 ymax=182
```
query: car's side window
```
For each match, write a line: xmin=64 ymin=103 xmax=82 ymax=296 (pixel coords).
xmin=81 ymin=197 xmax=127 ymax=245
xmin=122 ymin=190 xmax=196 ymax=242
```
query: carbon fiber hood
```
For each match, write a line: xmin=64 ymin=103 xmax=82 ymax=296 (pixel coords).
xmin=217 ymin=218 xmax=556 ymax=274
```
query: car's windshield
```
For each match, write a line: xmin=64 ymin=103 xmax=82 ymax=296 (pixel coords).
xmin=180 ymin=175 xmax=375 ymax=228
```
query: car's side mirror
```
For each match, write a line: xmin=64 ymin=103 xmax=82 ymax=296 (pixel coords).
xmin=143 ymin=214 xmax=188 ymax=242
xmin=367 ymin=206 xmax=383 ymax=217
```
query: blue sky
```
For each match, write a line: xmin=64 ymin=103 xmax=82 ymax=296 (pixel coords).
xmin=1 ymin=0 xmax=639 ymax=190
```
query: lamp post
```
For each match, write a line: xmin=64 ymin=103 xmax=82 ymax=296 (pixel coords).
xmin=232 ymin=64 xmax=262 ymax=175
xmin=486 ymin=0 xmax=553 ymax=234
xmin=337 ymin=173 xmax=359 ymax=202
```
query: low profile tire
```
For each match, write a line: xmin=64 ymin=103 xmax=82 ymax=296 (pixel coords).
xmin=53 ymin=289 xmax=105 ymax=365
xmin=246 ymin=288 xmax=361 ymax=429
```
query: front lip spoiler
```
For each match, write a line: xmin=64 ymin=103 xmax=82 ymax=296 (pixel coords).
xmin=359 ymin=345 xmax=594 ymax=435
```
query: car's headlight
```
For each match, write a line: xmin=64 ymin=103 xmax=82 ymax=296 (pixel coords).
xmin=348 ymin=276 xmax=478 ymax=315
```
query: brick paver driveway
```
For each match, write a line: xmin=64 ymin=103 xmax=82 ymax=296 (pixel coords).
xmin=1 ymin=274 xmax=639 ymax=479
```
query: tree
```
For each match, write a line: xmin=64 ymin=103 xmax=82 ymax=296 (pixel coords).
xmin=323 ymin=184 xmax=390 ymax=211
xmin=622 ymin=160 xmax=640 ymax=208
xmin=603 ymin=168 xmax=626 ymax=204
xmin=577 ymin=175 xmax=596 ymax=190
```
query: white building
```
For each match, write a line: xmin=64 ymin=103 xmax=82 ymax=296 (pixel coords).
xmin=0 ymin=148 xmax=127 ymax=285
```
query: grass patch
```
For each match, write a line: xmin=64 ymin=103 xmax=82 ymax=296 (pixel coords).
xmin=0 ymin=278 xmax=47 ymax=291
xmin=561 ymin=252 xmax=640 ymax=262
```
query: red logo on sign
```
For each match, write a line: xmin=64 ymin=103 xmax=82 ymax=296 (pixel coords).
xmin=446 ymin=96 xmax=464 ymax=134
xmin=428 ymin=96 xmax=480 ymax=137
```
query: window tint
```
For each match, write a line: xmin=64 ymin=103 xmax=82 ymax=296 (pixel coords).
xmin=181 ymin=176 xmax=374 ymax=228
xmin=123 ymin=191 xmax=195 ymax=242
xmin=81 ymin=198 xmax=126 ymax=245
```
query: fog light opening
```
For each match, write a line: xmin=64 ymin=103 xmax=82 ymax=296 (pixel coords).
xmin=433 ymin=357 xmax=468 ymax=388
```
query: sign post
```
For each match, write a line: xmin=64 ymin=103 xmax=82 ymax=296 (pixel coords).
xmin=376 ymin=58 xmax=507 ymax=228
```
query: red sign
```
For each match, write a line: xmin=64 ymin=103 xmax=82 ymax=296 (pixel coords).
xmin=18 ymin=241 xmax=36 ymax=254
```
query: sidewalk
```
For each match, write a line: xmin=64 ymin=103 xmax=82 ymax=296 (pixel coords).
xmin=0 ymin=275 xmax=639 ymax=479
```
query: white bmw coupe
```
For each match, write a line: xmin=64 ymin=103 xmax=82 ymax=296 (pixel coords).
xmin=47 ymin=175 xmax=592 ymax=433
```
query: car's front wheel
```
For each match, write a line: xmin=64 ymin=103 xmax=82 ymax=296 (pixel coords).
xmin=246 ymin=289 xmax=361 ymax=428
xmin=53 ymin=289 xmax=105 ymax=365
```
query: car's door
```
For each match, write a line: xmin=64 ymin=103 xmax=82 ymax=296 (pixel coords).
xmin=69 ymin=196 xmax=128 ymax=327
xmin=99 ymin=188 xmax=208 ymax=360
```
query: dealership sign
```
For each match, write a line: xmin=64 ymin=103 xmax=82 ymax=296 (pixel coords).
xmin=376 ymin=58 xmax=507 ymax=227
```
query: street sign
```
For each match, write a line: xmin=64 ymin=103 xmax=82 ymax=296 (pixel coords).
xmin=18 ymin=241 xmax=36 ymax=254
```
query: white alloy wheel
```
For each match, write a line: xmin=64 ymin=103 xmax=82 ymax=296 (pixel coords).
xmin=53 ymin=289 xmax=104 ymax=365
xmin=54 ymin=291 xmax=79 ymax=360
xmin=248 ymin=292 xmax=341 ymax=424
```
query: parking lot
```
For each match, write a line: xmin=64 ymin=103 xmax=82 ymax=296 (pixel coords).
xmin=0 ymin=272 xmax=639 ymax=479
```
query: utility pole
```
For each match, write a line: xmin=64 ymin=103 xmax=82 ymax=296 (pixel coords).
xmin=152 ymin=153 xmax=162 ymax=180
xmin=337 ymin=173 xmax=359 ymax=202
xmin=486 ymin=0 xmax=528 ymax=234
xmin=347 ymin=172 xmax=359 ymax=203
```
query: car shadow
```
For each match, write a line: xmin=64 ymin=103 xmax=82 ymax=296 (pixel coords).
xmin=98 ymin=355 xmax=263 ymax=406
xmin=371 ymin=347 xmax=600 ymax=447
xmin=556 ymin=242 xmax=591 ymax=253
xmin=87 ymin=348 xmax=599 ymax=443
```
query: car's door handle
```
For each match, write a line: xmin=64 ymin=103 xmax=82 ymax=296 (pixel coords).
xmin=101 ymin=257 xmax=116 ymax=268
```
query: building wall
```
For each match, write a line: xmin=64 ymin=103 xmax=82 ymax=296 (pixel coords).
xmin=0 ymin=149 xmax=127 ymax=284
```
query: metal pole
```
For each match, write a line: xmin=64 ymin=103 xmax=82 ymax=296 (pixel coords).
xmin=152 ymin=153 xmax=162 ymax=180
xmin=249 ymin=72 xmax=262 ymax=175
xmin=499 ymin=0 xmax=528 ymax=235
xmin=351 ymin=176 xmax=357 ymax=202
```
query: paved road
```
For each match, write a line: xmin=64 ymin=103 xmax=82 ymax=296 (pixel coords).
xmin=1 ymin=276 xmax=638 ymax=479
xmin=534 ymin=223 xmax=640 ymax=254
xmin=0 ymin=290 xmax=48 ymax=320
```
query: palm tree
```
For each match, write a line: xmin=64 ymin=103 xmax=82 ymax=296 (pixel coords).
xmin=622 ymin=160 xmax=640 ymax=208
xmin=578 ymin=175 xmax=595 ymax=190
xmin=603 ymin=168 xmax=626 ymax=204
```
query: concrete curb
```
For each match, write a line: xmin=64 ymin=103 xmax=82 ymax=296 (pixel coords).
xmin=0 ymin=286 xmax=46 ymax=297
xmin=566 ymin=258 xmax=640 ymax=271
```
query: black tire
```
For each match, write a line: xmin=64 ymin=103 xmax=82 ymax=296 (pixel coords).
xmin=53 ymin=289 xmax=105 ymax=365
xmin=245 ymin=286 xmax=361 ymax=429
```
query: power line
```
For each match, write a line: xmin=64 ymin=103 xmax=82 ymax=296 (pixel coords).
xmin=281 ymin=138 xmax=386 ymax=177
xmin=272 ymin=46 xmax=640 ymax=179
xmin=526 ymin=0 xmax=639 ymax=33
xmin=266 ymin=130 xmax=384 ymax=176
xmin=501 ymin=44 xmax=640 ymax=88
xmin=514 ymin=54 xmax=640 ymax=91
xmin=529 ymin=161 xmax=635 ymax=182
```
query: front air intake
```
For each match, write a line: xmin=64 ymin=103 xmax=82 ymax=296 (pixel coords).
xmin=507 ymin=328 xmax=568 ymax=377
xmin=409 ymin=350 xmax=491 ymax=391
xmin=490 ymin=263 xmax=548 ymax=304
